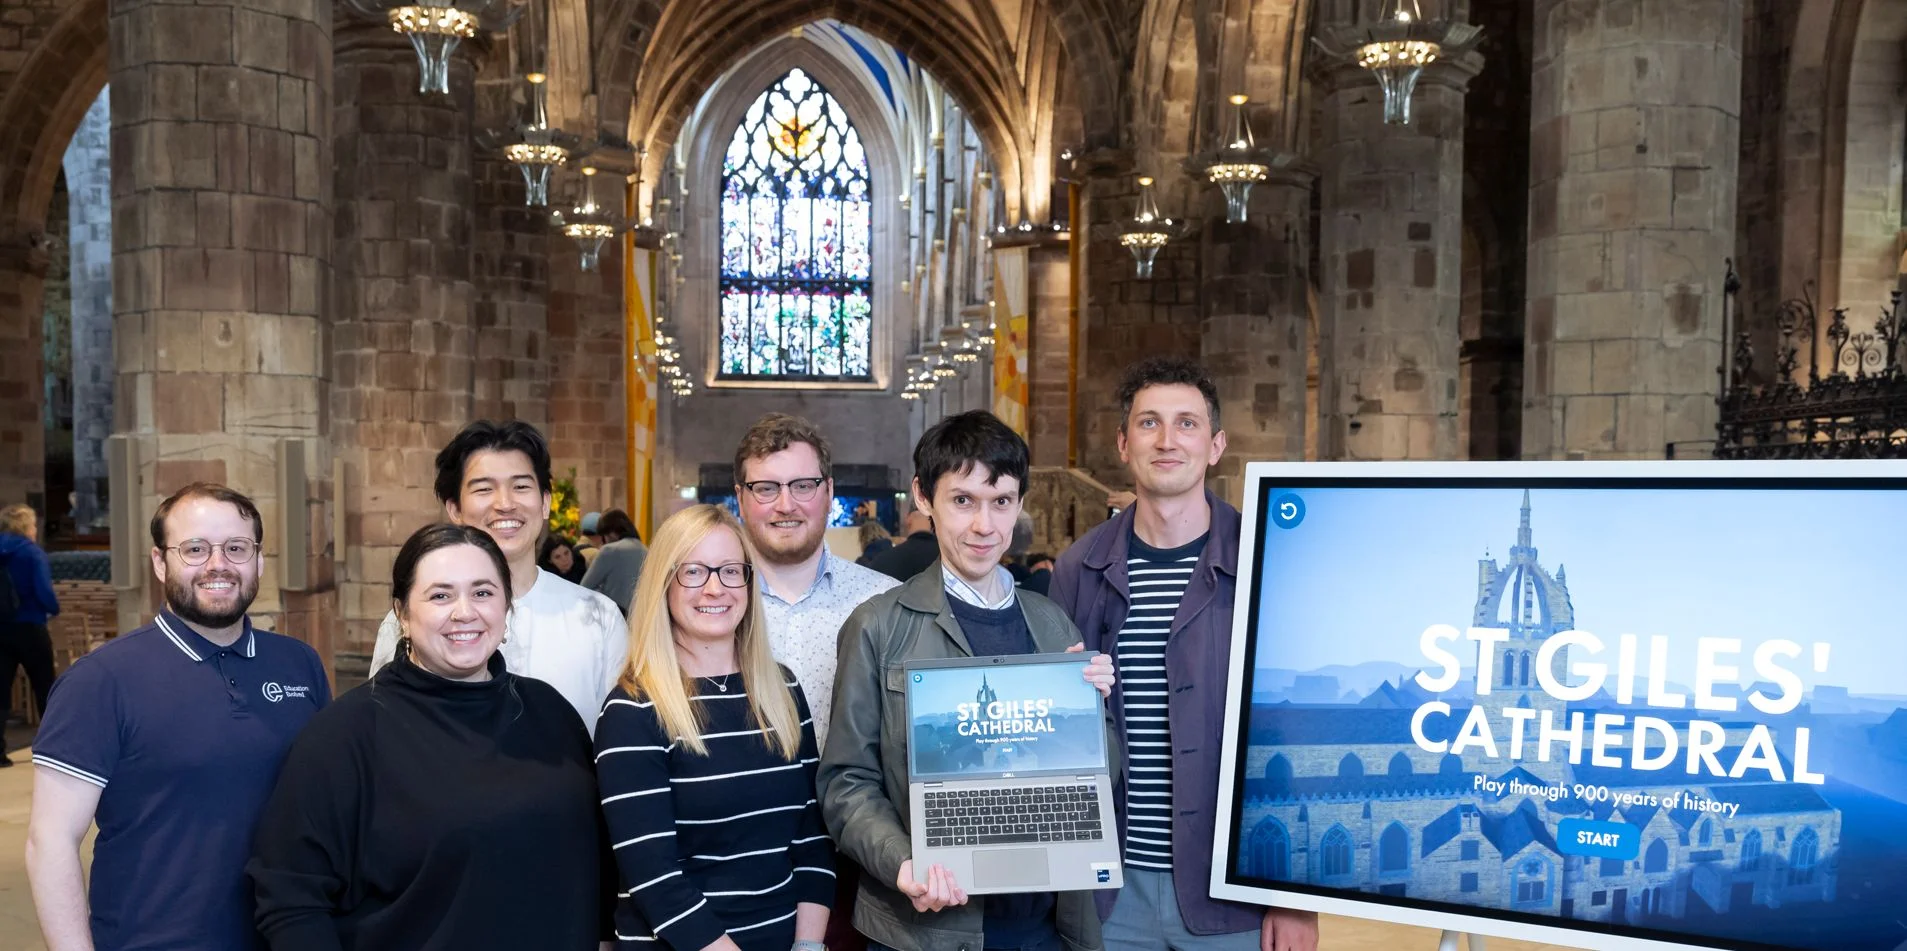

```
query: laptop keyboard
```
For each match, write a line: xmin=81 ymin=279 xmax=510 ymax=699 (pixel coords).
xmin=921 ymin=783 xmax=1104 ymax=847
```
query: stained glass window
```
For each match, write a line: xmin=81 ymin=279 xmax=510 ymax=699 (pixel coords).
xmin=719 ymin=68 xmax=873 ymax=381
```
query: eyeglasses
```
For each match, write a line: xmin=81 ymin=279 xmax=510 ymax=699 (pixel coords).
xmin=674 ymin=562 xmax=752 ymax=589
xmin=740 ymin=477 xmax=826 ymax=505
xmin=166 ymin=537 xmax=259 ymax=566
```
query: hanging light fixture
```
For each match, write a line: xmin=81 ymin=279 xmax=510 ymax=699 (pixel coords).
xmin=498 ymin=73 xmax=578 ymax=206
xmin=1314 ymin=0 xmax=1481 ymax=125
xmin=552 ymin=167 xmax=631 ymax=272
xmin=347 ymin=0 xmax=519 ymax=96
xmin=930 ymin=344 xmax=958 ymax=379
xmin=911 ymin=353 xmax=939 ymax=393
xmin=954 ymin=321 xmax=984 ymax=363
xmin=1205 ymin=95 xmax=1268 ymax=223
xmin=1118 ymin=176 xmax=1174 ymax=279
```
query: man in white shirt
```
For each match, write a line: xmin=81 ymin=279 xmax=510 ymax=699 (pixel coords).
xmin=369 ymin=420 xmax=626 ymax=734
xmin=731 ymin=413 xmax=897 ymax=750
xmin=732 ymin=413 xmax=898 ymax=951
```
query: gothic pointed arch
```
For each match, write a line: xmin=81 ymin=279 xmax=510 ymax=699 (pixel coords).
xmin=680 ymin=38 xmax=907 ymax=392
xmin=717 ymin=67 xmax=874 ymax=380
xmin=0 ymin=0 xmax=107 ymax=224
xmin=1246 ymin=816 xmax=1291 ymax=880
xmin=1318 ymin=824 xmax=1354 ymax=881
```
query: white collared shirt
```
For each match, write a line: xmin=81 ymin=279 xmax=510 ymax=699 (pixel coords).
xmin=370 ymin=568 xmax=629 ymax=735
xmin=759 ymin=547 xmax=899 ymax=750
xmin=943 ymin=564 xmax=1018 ymax=610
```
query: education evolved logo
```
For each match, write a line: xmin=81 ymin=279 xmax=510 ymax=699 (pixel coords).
xmin=1235 ymin=487 xmax=1907 ymax=951
xmin=912 ymin=664 xmax=1103 ymax=776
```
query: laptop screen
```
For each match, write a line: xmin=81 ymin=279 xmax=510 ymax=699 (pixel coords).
xmin=907 ymin=657 xmax=1107 ymax=780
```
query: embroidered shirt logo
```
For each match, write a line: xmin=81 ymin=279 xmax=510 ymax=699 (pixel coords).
xmin=261 ymin=682 xmax=312 ymax=703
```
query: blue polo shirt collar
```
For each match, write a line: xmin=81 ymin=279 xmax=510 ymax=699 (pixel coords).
xmin=155 ymin=610 xmax=257 ymax=662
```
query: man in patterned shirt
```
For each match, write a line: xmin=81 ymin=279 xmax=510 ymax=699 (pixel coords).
xmin=732 ymin=413 xmax=899 ymax=951
xmin=1048 ymin=358 xmax=1319 ymax=951
xmin=732 ymin=413 xmax=899 ymax=748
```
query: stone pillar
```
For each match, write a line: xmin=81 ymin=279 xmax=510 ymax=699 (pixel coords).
xmin=1317 ymin=57 xmax=1479 ymax=461
xmin=547 ymin=228 xmax=626 ymax=511
xmin=0 ymin=229 xmax=49 ymax=511
xmin=109 ymin=0 xmax=332 ymax=641
xmin=1202 ymin=167 xmax=1313 ymax=504
xmin=1025 ymin=240 xmax=1072 ymax=467
xmin=471 ymin=52 xmax=551 ymax=426
xmin=330 ymin=22 xmax=476 ymax=674
xmin=1523 ymin=1 xmax=1741 ymax=459
xmin=65 ymin=89 xmax=114 ymax=533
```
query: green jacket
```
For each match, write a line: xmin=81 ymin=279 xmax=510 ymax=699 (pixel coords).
xmin=819 ymin=564 xmax=1110 ymax=951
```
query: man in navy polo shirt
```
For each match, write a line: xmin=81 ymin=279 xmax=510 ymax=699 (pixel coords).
xmin=26 ymin=482 xmax=330 ymax=950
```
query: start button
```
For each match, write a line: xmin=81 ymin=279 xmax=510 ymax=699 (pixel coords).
xmin=1558 ymin=818 xmax=1639 ymax=860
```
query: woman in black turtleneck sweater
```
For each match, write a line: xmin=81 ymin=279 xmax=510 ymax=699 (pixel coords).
xmin=248 ymin=524 xmax=615 ymax=950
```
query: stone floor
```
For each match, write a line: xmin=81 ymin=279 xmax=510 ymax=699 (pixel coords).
xmin=0 ymin=742 xmax=1579 ymax=951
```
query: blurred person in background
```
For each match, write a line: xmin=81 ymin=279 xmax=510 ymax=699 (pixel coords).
xmin=0 ymin=502 xmax=59 ymax=763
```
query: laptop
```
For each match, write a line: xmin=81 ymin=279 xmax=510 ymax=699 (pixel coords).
xmin=904 ymin=653 xmax=1123 ymax=894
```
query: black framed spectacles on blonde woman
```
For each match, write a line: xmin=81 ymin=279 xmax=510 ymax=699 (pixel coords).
xmin=673 ymin=562 xmax=753 ymax=589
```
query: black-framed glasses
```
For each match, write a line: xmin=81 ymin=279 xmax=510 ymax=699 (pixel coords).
xmin=674 ymin=562 xmax=753 ymax=589
xmin=740 ymin=477 xmax=826 ymax=505
xmin=166 ymin=537 xmax=259 ymax=566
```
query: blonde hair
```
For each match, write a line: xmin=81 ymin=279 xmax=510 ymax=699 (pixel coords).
xmin=619 ymin=504 xmax=801 ymax=759
xmin=0 ymin=504 xmax=34 ymax=537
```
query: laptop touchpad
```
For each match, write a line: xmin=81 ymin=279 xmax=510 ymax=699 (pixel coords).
xmin=974 ymin=849 xmax=1050 ymax=888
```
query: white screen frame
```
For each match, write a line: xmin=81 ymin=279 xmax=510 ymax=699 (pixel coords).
xmin=1208 ymin=459 xmax=1907 ymax=951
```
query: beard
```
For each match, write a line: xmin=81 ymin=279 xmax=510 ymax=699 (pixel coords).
xmin=751 ymin=521 xmax=826 ymax=566
xmin=166 ymin=570 xmax=260 ymax=629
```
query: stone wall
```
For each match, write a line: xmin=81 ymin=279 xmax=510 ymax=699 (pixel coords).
xmin=329 ymin=26 xmax=472 ymax=663
xmin=471 ymin=52 xmax=551 ymax=427
xmin=545 ymin=236 xmax=628 ymax=513
xmin=1077 ymin=171 xmax=1203 ymax=489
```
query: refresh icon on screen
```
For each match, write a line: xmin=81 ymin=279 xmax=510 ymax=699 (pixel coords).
xmin=1271 ymin=493 xmax=1305 ymax=529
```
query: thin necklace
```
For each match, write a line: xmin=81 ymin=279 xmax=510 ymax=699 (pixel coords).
xmin=702 ymin=673 xmax=731 ymax=693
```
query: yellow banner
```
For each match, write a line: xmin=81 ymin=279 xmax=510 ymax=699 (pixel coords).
xmin=625 ymin=184 xmax=658 ymax=539
xmin=991 ymin=247 xmax=1030 ymax=435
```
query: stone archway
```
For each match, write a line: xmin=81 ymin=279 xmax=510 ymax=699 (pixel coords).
xmin=594 ymin=0 xmax=1127 ymax=157
xmin=1829 ymin=0 xmax=1907 ymax=326
xmin=0 ymin=0 xmax=108 ymax=509
xmin=599 ymin=0 xmax=1083 ymax=229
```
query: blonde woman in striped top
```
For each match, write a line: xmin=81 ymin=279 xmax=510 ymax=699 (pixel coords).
xmin=595 ymin=504 xmax=833 ymax=951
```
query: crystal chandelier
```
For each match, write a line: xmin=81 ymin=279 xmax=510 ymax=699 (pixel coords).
xmin=499 ymin=73 xmax=578 ymax=206
xmin=1118 ymin=176 xmax=1174 ymax=280
xmin=348 ymin=0 xmax=519 ymax=96
xmin=1315 ymin=0 xmax=1481 ymax=125
xmin=1206 ymin=95 xmax=1268 ymax=223
xmin=552 ymin=167 xmax=631 ymax=272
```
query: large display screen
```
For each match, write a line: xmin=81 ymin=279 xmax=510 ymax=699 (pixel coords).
xmin=1210 ymin=462 xmax=1907 ymax=951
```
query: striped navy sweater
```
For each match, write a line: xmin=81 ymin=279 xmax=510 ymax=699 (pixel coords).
xmin=596 ymin=669 xmax=835 ymax=951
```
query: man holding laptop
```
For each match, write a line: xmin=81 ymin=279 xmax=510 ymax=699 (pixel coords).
xmin=1048 ymin=358 xmax=1318 ymax=951
xmin=821 ymin=410 xmax=1118 ymax=951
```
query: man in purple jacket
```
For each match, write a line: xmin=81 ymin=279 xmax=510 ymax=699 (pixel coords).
xmin=1048 ymin=358 xmax=1318 ymax=951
